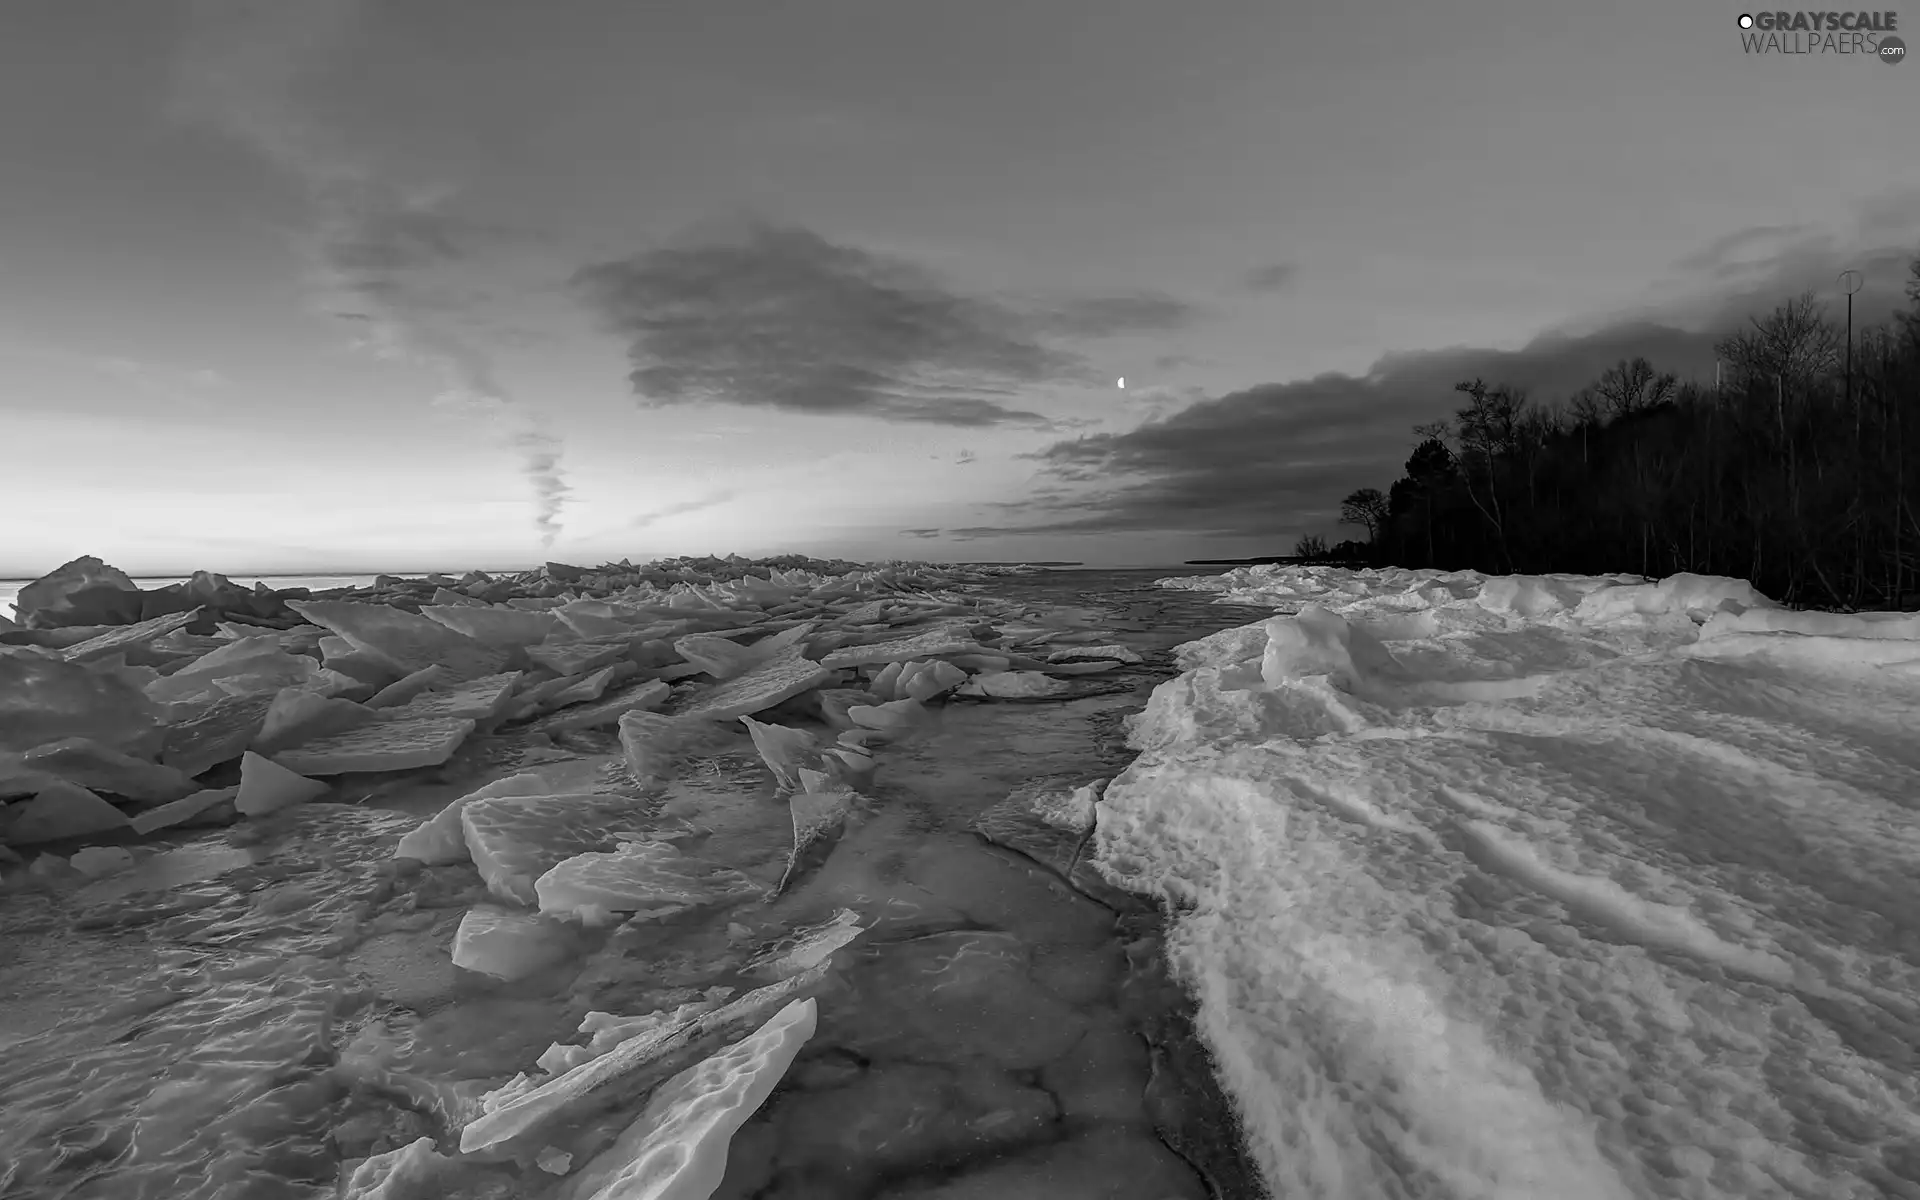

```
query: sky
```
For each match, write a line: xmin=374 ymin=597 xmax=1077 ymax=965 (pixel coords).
xmin=2 ymin=0 xmax=1917 ymax=577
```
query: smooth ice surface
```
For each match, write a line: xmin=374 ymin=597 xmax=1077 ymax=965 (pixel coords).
xmin=555 ymin=997 xmax=817 ymax=1200
xmin=1102 ymin=564 xmax=1920 ymax=1199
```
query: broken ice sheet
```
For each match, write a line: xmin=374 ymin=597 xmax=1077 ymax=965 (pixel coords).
xmin=0 ymin=648 xmax=165 ymax=757
xmin=395 ymin=772 xmax=549 ymax=864
xmin=288 ymin=598 xmax=508 ymax=682
xmin=675 ymin=647 xmax=835 ymax=721
xmin=741 ymin=907 xmax=865 ymax=981
xmin=534 ymin=839 xmax=761 ymax=924
xmin=738 ymin=716 xmax=820 ymax=792
xmin=452 ymin=904 xmax=580 ymax=981
xmin=270 ymin=713 xmax=475 ymax=776
xmin=460 ymin=792 xmax=655 ymax=906
xmin=458 ymin=967 xmax=825 ymax=1159
xmin=553 ymin=997 xmax=817 ymax=1200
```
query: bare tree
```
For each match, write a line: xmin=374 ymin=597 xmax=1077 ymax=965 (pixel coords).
xmin=1293 ymin=533 xmax=1329 ymax=559
xmin=1590 ymin=357 xmax=1679 ymax=419
xmin=1715 ymin=292 xmax=1841 ymax=397
xmin=1339 ymin=487 xmax=1389 ymax=542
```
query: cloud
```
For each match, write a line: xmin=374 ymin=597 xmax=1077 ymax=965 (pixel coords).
xmin=170 ymin=0 xmax=570 ymax=546
xmin=954 ymin=227 xmax=1920 ymax=544
xmin=1241 ymin=263 xmax=1299 ymax=292
xmin=1026 ymin=292 xmax=1200 ymax=337
xmin=900 ymin=527 xmax=943 ymax=539
xmin=626 ymin=490 xmax=741 ymax=532
xmin=954 ymin=449 xmax=978 ymax=464
xmin=571 ymin=220 xmax=1200 ymax=429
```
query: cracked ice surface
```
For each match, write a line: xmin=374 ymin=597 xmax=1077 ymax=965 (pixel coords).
xmin=1098 ymin=564 xmax=1920 ymax=1200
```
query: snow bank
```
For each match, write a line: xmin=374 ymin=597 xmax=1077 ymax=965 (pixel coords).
xmin=1101 ymin=565 xmax=1920 ymax=1199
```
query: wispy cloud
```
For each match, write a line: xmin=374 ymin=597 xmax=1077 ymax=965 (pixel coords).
xmin=626 ymin=490 xmax=741 ymax=532
xmin=170 ymin=0 xmax=569 ymax=546
xmin=1240 ymin=262 xmax=1299 ymax=293
xmin=900 ymin=527 xmax=943 ymax=539
xmin=571 ymin=219 xmax=1201 ymax=429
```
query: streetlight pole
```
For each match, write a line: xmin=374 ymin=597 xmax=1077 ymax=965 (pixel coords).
xmin=1839 ymin=269 xmax=1863 ymax=412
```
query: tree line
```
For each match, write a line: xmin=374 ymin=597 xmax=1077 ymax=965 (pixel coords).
xmin=1292 ymin=251 xmax=1920 ymax=611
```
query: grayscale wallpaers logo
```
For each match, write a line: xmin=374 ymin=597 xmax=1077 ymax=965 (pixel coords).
xmin=1736 ymin=10 xmax=1905 ymax=59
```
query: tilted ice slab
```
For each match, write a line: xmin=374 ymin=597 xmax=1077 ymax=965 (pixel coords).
xmin=270 ymin=713 xmax=475 ymax=776
xmin=674 ymin=647 xmax=835 ymax=720
xmin=460 ymin=792 xmax=655 ymax=906
xmin=288 ymin=598 xmax=508 ymax=681
xmin=1099 ymin=565 xmax=1920 ymax=1199
xmin=817 ymin=623 xmax=990 ymax=669
xmin=452 ymin=904 xmax=578 ymax=981
xmin=459 ymin=967 xmax=825 ymax=1158
xmin=418 ymin=603 xmax=570 ymax=650
xmin=953 ymin=670 xmax=1074 ymax=699
xmin=534 ymin=839 xmax=760 ymax=924
xmin=555 ymin=997 xmax=816 ymax=1200
xmin=395 ymin=772 xmax=549 ymax=863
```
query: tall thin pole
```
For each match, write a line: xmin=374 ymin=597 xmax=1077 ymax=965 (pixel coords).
xmin=1839 ymin=269 xmax=1863 ymax=412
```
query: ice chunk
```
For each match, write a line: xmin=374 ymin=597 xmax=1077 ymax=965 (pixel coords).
xmin=251 ymin=688 xmax=373 ymax=755
xmin=553 ymin=997 xmax=817 ymax=1200
xmin=0 ymin=649 xmax=165 ymax=757
xmin=159 ymin=692 xmax=273 ymax=777
xmin=392 ymin=672 xmax=521 ymax=722
xmin=953 ymin=671 xmax=1074 ymax=699
xmin=318 ymin=635 xmax=403 ymax=689
xmin=618 ymin=712 xmax=727 ymax=787
xmin=395 ymin=772 xmax=549 ymax=863
xmin=419 ymin=604 xmax=569 ymax=650
xmin=777 ymin=773 xmax=859 ymax=895
xmin=6 ymin=737 xmax=196 ymax=803
xmin=741 ymin=908 xmax=864 ymax=981
xmin=528 ymin=679 xmax=670 ymax=735
xmin=234 ymin=751 xmax=329 ymax=815
xmin=458 ymin=968 xmax=824 ymax=1158
xmin=897 ymin=658 xmax=969 ymax=702
xmin=1046 ymin=643 xmax=1143 ymax=664
xmin=130 ymin=786 xmax=239 ymax=836
xmin=534 ymin=840 xmax=759 ymax=924
xmin=452 ymin=904 xmax=578 ymax=981
xmin=287 ymin=598 xmax=508 ymax=682
xmin=3 ymin=780 xmax=131 ymax=844
xmin=70 ymin=845 xmax=135 ymax=877
xmin=818 ymin=624 xmax=988 ymax=669
xmin=527 ymin=640 xmax=631 ymax=677
xmin=676 ymin=647 xmax=835 ymax=720
xmin=271 ymin=714 xmax=475 ymax=776
xmin=846 ymin=697 xmax=927 ymax=730
xmin=58 ymin=609 xmax=203 ymax=664
xmin=738 ymin=717 xmax=819 ymax=791
xmin=145 ymin=635 xmax=326 ymax=706
xmin=13 ymin=555 xmax=144 ymax=628
xmin=340 ymin=1137 xmax=459 ymax=1199
xmin=671 ymin=634 xmax=759 ymax=679
xmin=365 ymin=664 xmax=450 ymax=709
xmin=541 ymin=662 xmax=638 ymax=711
xmin=460 ymin=792 xmax=652 ymax=905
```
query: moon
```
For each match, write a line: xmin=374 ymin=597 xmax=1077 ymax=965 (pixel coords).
xmin=1117 ymin=377 xmax=1125 ymax=389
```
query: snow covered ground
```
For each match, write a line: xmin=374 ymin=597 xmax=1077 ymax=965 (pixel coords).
xmin=1095 ymin=565 xmax=1920 ymax=1200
